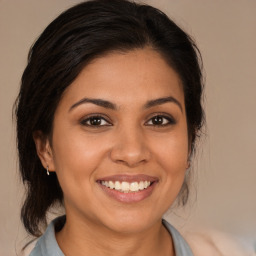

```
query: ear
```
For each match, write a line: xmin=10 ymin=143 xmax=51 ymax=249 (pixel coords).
xmin=33 ymin=131 xmax=55 ymax=173
xmin=187 ymin=141 xmax=192 ymax=169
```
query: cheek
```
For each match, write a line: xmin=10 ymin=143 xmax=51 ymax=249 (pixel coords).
xmin=153 ymin=132 xmax=189 ymax=168
xmin=51 ymin=136 xmax=99 ymax=206
xmin=149 ymin=127 xmax=189 ymax=194
xmin=52 ymin=127 xmax=104 ymax=168
xmin=51 ymin=130 xmax=106 ymax=195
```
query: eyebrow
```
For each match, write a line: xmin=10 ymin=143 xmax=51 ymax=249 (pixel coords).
xmin=69 ymin=96 xmax=183 ymax=112
xmin=69 ymin=98 xmax=117 ymax=111
xmin=144 ymin=96 xmax=183 ymax=112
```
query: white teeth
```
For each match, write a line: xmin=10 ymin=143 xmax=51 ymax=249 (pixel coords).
xmin=100 ymin=180 xmax=151 ymax=193
xmin=139 ymin=181 xmax=144 ymax=190
xmin=121 ymin=182 xmax=130 ymax=192
xmin=130 ymin=182 xmax=139 ymax=192
xmin=109 ymin=181 xmax=115 ymax=189
xmin=115 ymin=181 xmax=121 ymax=190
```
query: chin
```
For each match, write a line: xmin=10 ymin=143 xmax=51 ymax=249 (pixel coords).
xmin=100 ymin=209 xmax=162 ymax=235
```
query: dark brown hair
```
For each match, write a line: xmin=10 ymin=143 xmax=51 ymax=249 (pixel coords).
xmin=15 ymin=0 xmax=204 ymax=236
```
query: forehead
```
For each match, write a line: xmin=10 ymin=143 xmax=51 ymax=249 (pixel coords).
xmin=59 ymin=48 xmax=184 ymax=109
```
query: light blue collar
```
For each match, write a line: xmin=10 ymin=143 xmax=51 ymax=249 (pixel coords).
xmin=30 ymin=216 xmax=193 ymax=256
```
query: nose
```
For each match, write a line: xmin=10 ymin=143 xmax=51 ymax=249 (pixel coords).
xmin=110 ymin=127 xmax=151 ymax=168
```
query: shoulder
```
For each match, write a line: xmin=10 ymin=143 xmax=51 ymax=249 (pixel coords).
xmin=23 ymin=216 xmax=65 ymax=256
xmin=19 ymin=239 xmax=38 ymax=256
xmin=163 ymin=219 xmax=194 ymax=255
xmin=184 ymin=230 xmax=254 ymax=256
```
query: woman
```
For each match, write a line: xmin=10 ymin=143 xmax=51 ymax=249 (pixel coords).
xmin=16 ymin=0 xmax=204 ymax=255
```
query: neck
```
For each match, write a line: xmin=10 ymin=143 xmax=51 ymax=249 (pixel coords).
xmin=56 ymin=215 xmax=174 ymax=256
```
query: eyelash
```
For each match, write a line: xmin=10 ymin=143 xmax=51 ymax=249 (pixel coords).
xmin=80 ymin=114 xmax=176 ymax=128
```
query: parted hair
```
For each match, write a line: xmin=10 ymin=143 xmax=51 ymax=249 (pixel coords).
xmin=15 ymin=0 xmax=204 ymax=236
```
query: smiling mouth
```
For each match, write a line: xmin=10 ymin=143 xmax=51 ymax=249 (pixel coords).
xmin=100 ymin=180 xmax=152 ymax=193
xmin=97 ymin=174 xmax=158 ymax=202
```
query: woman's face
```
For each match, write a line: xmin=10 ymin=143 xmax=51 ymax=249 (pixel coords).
xmin=45 ymin=48 xmax=189 ymax=234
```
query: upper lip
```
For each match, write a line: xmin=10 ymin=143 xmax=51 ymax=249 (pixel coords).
xmin=97 ymin=174 xmax=158 ymax=183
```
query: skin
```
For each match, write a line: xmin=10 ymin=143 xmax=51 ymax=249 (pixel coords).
xmin=34 ymin=48 xmax=190 ymax=256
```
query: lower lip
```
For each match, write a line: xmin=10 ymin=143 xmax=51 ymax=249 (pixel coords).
xmin=98 ymin=182 xmax=157 ymax=203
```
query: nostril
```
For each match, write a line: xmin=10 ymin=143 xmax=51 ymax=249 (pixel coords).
xmin=109 ymin=144 xmax=151 ymax=167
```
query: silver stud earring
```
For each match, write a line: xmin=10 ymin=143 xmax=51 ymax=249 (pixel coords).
xmin=46 ymin=166 xmax=50 ymax=175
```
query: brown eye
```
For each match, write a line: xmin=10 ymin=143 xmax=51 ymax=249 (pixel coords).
xmin=152 ymin=116 xmax=164 ymax=125
xmin=81 ymin=116 xmax=111 ymax=126
xmin=89 ymin=117 xmax=103 ymax=126
xmin=146 ymin=115 xmax=175 ymax=126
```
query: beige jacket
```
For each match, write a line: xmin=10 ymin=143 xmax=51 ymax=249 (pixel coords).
xmin=185 ymin=230 xmax=255 ymax=256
